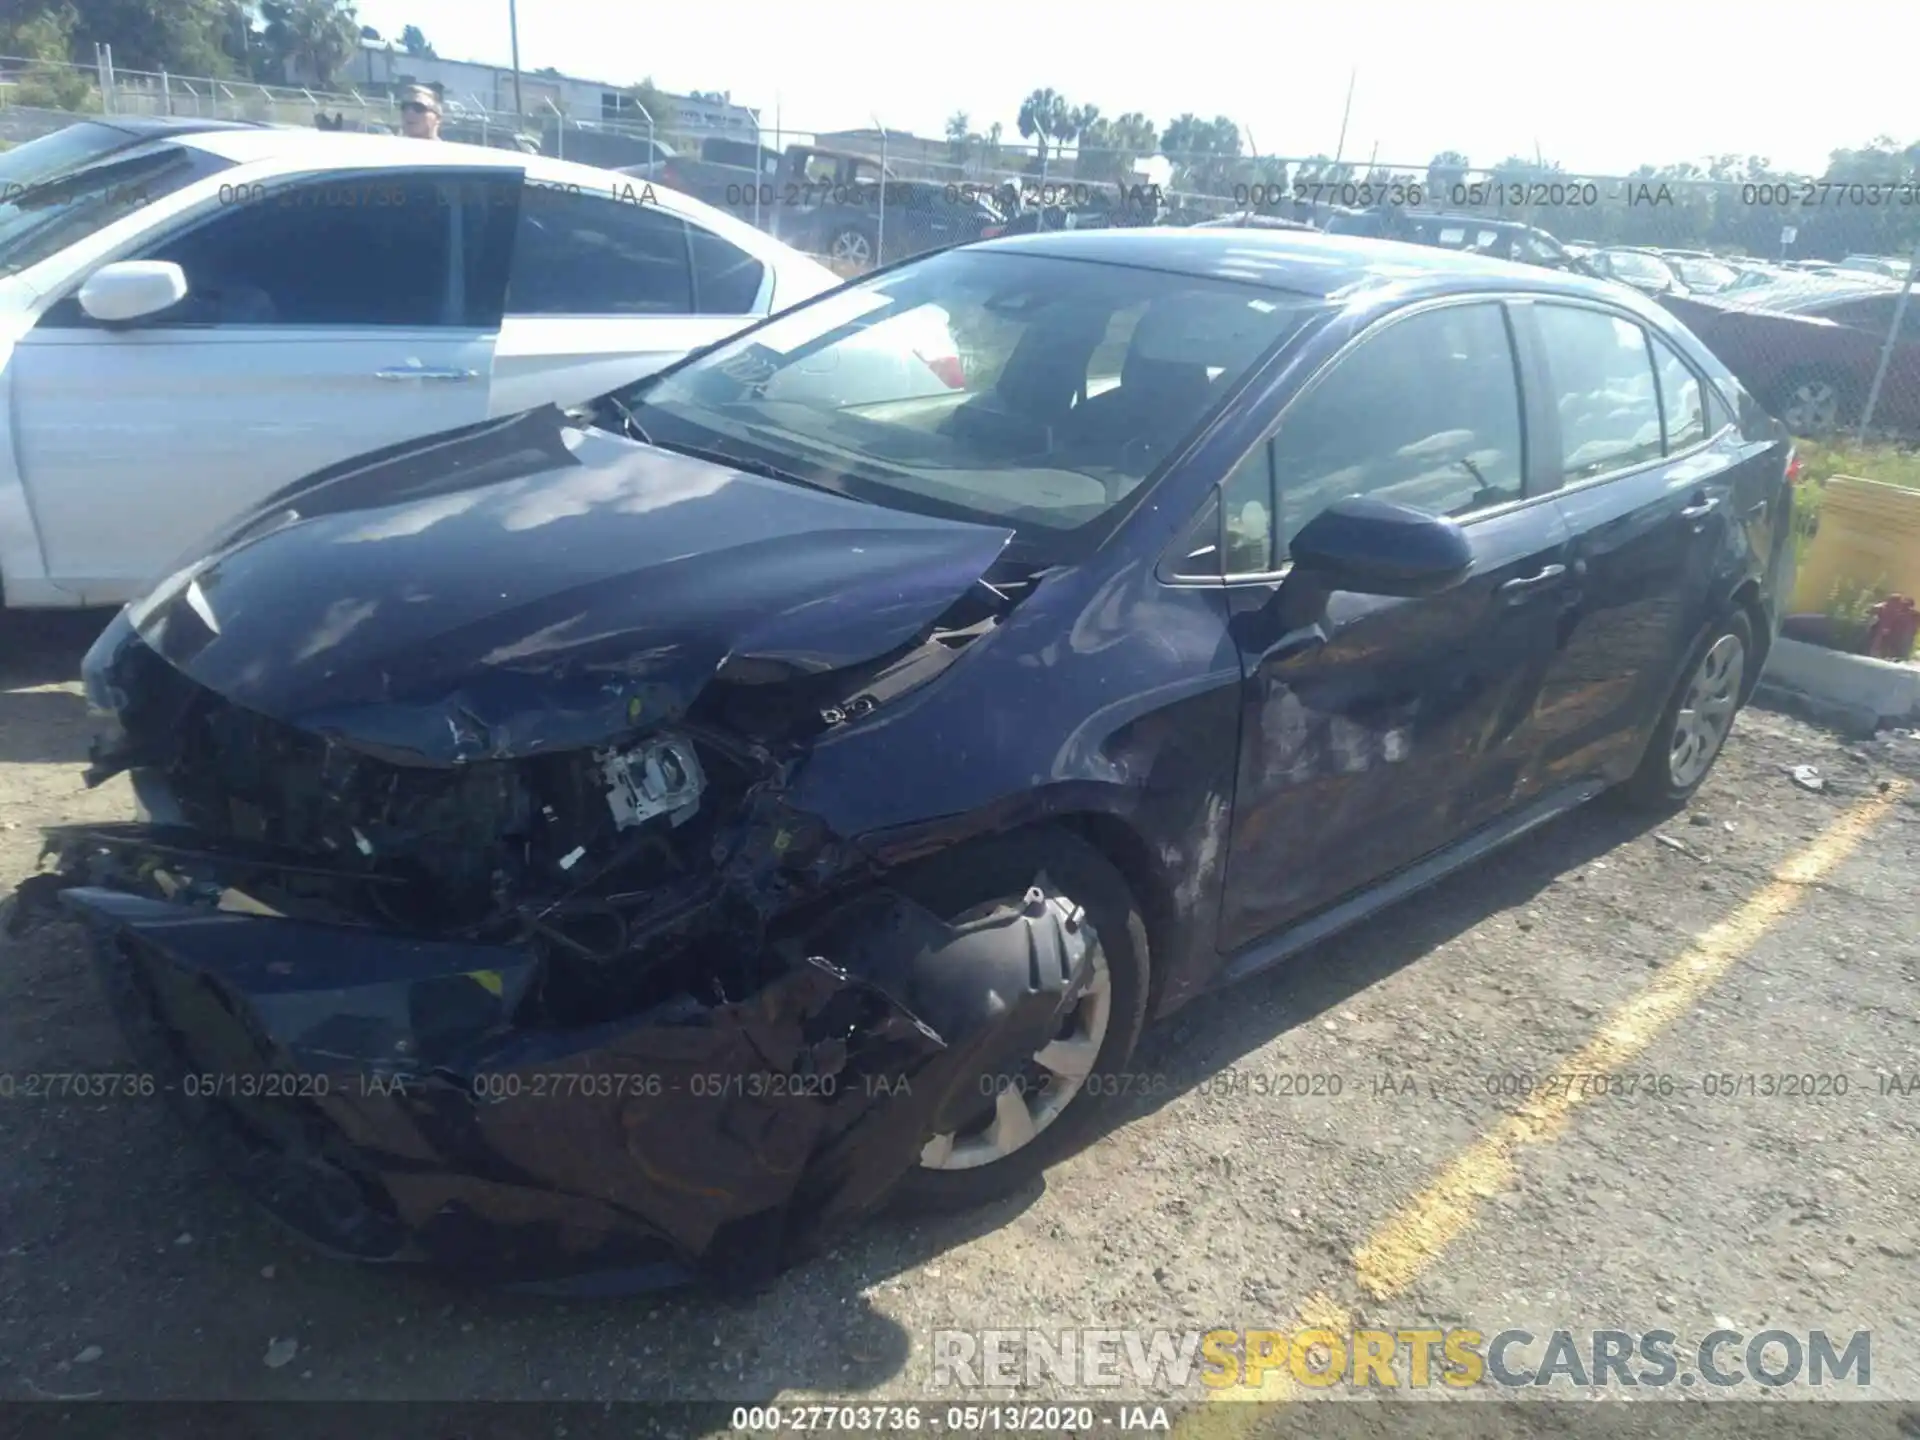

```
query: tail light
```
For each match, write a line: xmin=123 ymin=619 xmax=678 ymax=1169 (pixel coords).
xmin=659 ymin=160 xmax=683 ymax=188
xmin=1784 ymin=447 xmax=1804 ymax=486
xmin=980 ymin=224 xmax=1005 ymax=239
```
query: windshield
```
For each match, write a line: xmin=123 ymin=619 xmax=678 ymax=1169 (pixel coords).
xmin=611 ymin=247 xmax=1324 ymax=555
xmin=1670 ymin=256 xmax=1738 ymax=291
xmin=1606 ymin=250 xmax=1677 ymax=286
xmin=0 ymin=127 xmax=234 ymax=276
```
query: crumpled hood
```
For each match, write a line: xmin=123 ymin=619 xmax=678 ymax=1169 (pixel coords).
xmin=103 ymin=406 xmax=1012 ymax=764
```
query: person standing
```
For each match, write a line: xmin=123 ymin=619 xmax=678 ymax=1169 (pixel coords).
xmin=398 ymin=85 xmax=442 ymax=140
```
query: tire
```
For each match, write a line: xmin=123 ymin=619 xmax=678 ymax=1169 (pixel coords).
xmin=828 ymin=224 xmax=876 ymax=270
xmin=889 ymin=826 xmax=1150 ymax=1214
xmin=1620 ymin=608 xmax=1755 ymax=810
xmin=1772 ymin=367 xmax=1856 ymax=436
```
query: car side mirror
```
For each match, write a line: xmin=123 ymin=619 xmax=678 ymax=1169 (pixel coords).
xmin=1289 ymin=495 xmax=1474 ymax=598
xmin=77 ymin=261 xmax=188 ymax=324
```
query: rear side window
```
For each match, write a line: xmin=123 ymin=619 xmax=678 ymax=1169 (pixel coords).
xmin=1268 ymin=301 xmax=1524 ymax=552
xmin=1534 ymin=305 xmax=1663 ymax=481
xmin=1652 ymin=340 xmax=1707 ymax=451
xmin=687 ymin=222 xmax=764 ymax=315
xmin=508 ymin=188 xmax=692 ymax=314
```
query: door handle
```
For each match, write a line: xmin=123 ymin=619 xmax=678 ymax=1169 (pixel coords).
xmin=375 ymin=366 xmax=478 ymax=382
xmin=1744 ymin=497 xmax=1770 ymax=519
xmin=1680 ymin=494 xmax=1721 ymax=520
xmin=1497 ymin=563 xmax=1569 ymax=603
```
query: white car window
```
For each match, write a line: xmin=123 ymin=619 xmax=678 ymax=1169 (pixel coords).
xmin=1536 ymin=306 xmax=1663 ymax=481
xmin=507 ymin=187 xmax=695 ymax=315
xmin=42 ymin=170 xmax=513 ymax=329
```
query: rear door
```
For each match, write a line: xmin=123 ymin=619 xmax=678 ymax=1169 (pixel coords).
xmin=10 ymin=166 xmax=517 ymax=601
xmin=1519 ymin=300 xmax=1739 ymax=787
xmin=490 ymin=182 xmax=769 ymax=415
xmin=1213 ymin=298 xmax=1579 ymax=950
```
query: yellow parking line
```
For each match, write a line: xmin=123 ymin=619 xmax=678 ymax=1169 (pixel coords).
xmin=1354 ymin=781 xmax=1903 ymax=1300
xmin=1171 ymin=780 xmax=1904 ymax=1440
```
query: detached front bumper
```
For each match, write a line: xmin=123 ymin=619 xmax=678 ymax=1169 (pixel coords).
xmin=45 ymin=866 xmax=1093 ymax=1292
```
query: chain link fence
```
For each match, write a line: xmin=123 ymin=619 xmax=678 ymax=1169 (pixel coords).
xmin=5 ymin=52 xmax=1917 ymax=437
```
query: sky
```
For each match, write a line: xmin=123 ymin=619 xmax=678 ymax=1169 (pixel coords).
xmin=351 ymin=0 xmax=1915 ymax=179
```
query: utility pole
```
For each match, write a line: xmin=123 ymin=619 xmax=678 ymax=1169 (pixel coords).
xmin=507 ymin=0 xmax=524 ymax=116
xmin=1332 ymin=67 xmax=1356 ymax=169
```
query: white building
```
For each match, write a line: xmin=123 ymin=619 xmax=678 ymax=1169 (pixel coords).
xmin=302 ymin=39 xmax=757 ymax=135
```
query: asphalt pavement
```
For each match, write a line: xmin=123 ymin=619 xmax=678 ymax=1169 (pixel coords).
xmin=1 ymin=609 xmax=1916 ymax=1437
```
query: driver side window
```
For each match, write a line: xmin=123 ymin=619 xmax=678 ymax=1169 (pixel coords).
xmin=1268 ymin=301 xmax=1524 ymax=558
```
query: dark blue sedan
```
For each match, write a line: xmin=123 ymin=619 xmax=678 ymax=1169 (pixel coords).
xmin=31 ymin=228 xmax=1797 ymax=1289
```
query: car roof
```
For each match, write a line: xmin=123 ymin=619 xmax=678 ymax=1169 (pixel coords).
xmin=977 ymin=227 xmax=1632 ymax=303
xmin=177 ymin=128 xmax=556 ymax=170
xmin=83 ymin=116 xmax=271 ymax=140
xmin=1695 ymin=275 xmax=1892 ymax=313
xmin=1409 ymin=211 xmax=1546 ymax=234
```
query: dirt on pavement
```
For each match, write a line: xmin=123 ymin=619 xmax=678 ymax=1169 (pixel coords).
xmin=2 ymin=607 xmax=1917 ymax=1430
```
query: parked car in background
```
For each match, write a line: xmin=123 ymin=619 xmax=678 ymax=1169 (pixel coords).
xmin=1589 ymin=247 xmax=1686 ymax=297
xmin=1660 ymin=253 xmax=1742 ymax=294
xmin=27 ymin=227 xmax=1794 ymax=1288
xmin=1322 ymin=208 xmax=1593 ymax=273
xmin=1194 ymin=212 xmax=1318 ymax=231
xmin=1838 ymin=254 xmax=1914 ymax=282
xmin=1724 ymin=260 xmax=1788 ymax=291
xmin=632 ymin=139 xmax=1004 ymax=268
xmin=1665 ymin=276 xmax=1920 ymax=434
xmin=0 ymin=121 xmax=838 ymax=608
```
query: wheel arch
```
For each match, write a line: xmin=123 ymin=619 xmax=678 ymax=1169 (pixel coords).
xmin=1729 ymin=576 xmax=1771 ymax=704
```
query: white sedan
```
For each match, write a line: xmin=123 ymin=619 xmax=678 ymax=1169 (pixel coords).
xmin=0 ymin=118 xmax=843 ymax=609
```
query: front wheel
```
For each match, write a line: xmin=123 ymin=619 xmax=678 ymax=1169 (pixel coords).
xmin=1774 ymin=368 xmax=1856 ymax=436
xmin=889 ymin=827 xmax=1150 ymax=1214
xmin=828 ymin=224 xmax=875 ymax=270
xmin=1621 ymin=609 xmax=1754 ymax=809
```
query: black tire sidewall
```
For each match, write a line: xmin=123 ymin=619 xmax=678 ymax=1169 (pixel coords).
xmin=1625 ymin=608 xmax=1755 ymax=809
xmin=1775 ymin=368 xmax=1857 ymax=434
xmin=888 ymin=825 xmax=1150 ymax=1214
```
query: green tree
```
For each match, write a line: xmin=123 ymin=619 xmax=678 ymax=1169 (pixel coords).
xmin=0 ymin=3 xmax=99 ymax=108
xmin=1 ymin=2 xmax=79 ymax=62
xmin=1162 ymin=114 xmax=1242 ymax=196
xmin=945 ymin=110 xmax=972 ymax=170
xmin=1078 ymin=110 xmax=1156 ymax=186
xmin=1426 ymin=149 xmax=1469 ymax=195
xmin=1016 ymin=87 xmax=1074 ymax=171
xmin=625 ymin=76 xmax=676 ymax=132
xmin=259 ymin=0 xmax=359 ymax=87
xmin=48 ymin=0 xmax=241 ymax=75
xmin=399 ymin=22 xmax=433 ymax=57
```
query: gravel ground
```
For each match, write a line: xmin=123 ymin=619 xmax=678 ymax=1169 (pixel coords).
xmin=2 ymin=608 xmax=1917 ymax=1430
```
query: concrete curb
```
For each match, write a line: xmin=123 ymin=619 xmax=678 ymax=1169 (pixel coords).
xmin=1758 ymin=636 xmax=1920 ymax=736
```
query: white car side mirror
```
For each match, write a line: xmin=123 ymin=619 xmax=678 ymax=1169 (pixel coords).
xmin=77 ymin=261 xmax=188 ymax=324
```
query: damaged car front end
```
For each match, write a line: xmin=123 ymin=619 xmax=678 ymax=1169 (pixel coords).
xmin=10 ymin=405 xmax=1103 ymax=1290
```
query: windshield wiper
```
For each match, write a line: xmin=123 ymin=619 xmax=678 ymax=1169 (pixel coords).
xmin=644 ymin=436 xmax=841 ymax=496
xmin=600 ymin=393 xmax=652 ymax=444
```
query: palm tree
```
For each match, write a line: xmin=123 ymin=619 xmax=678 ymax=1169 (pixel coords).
xmin=946 ymin=110 xmax=972 ymax=171
xmin=1016 ymin=88 xmax=1074 ymax=172
xmin=1162 ymin=115 xmax=1241 ymax=197
xmin=1426 ymin=150 xmax=1469 ymax=198
xmin=260 ymin=0 xmax=361 ymax=88
xmin=1078 ymin=111 xmax=1157 ymax=186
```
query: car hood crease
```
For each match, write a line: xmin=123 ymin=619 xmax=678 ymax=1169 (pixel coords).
xmin=124 ymin=406 xmax=1014 ymax=763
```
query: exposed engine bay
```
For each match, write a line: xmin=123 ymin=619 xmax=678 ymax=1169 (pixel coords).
xmin=7 ymin=558 xmax=1094 ymax=1290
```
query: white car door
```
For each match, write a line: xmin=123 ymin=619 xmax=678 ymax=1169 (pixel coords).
xmin=490 ymin=180 xmax=796 ymax=416
xmin=7 ymin=166 xmax=520 ymax=604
